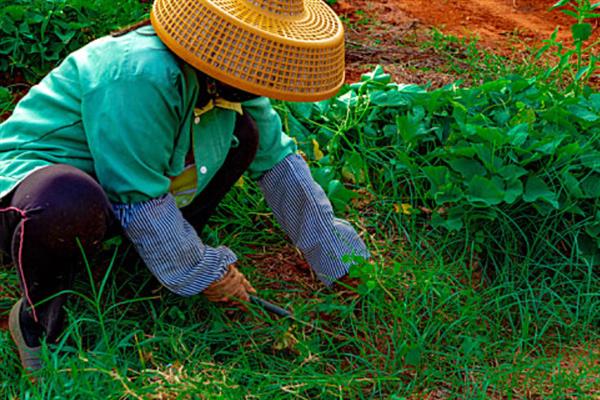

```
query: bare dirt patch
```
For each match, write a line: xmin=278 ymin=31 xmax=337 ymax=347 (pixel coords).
xmin=336 ymin=0 xmax=599 ymax=87
xmin=396 ymin=0 xmax=600 ymax=50
xmin=245 ymin=244 xmax=321 ymax=299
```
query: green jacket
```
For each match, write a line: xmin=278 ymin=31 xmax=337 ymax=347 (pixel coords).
xmin=0 ymin=26 xmax=296 ymax=203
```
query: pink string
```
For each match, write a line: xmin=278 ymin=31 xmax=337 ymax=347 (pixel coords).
xmin=0 ymin=206 xmax=39 ymax=323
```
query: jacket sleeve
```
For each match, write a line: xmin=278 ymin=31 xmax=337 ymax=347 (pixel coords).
xmin=85 ymin=76 xmax=233 ymax=294
xmin=82 ymin=75 xmax=183 ymax=203
xmin=242 ymin=97 xmax=297 ymax=179
xmin=112 ymin=194 xmax=235 ymax=296
xmin=258 ymin=153 xmax=370 ymax=285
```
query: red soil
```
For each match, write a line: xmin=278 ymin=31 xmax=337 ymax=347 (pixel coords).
xmin=336 ymin=0 xmax=600 ymax=85
xmin=396 ymin=0 xmax=599 ymax=49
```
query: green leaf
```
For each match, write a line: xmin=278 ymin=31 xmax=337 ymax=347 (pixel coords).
xmin=576 ymin=234 xmax=600 ymax=261
xmin=585 ymin=214 xmax=600 ymax=239
xmin=431 ymin=207 xmax=465 ymax=231
xmin=0 ymin=86 xmax=11 ymax=103
xmin=448 ymin=145 xmax=477 ymax=158
xmin=581 ymin=174 xmax=600 ymax=198
xmin=396 ymin=112 xmax=426 ymax=145
xmin=422 ymin=166 xmax=463 ymax=204
xmin=336 ymin=91 xmax=359 ymax=107
xmin=533 ymin=134 xmax=566 ymax=155
xmin=466 ymin=176 xmax=505 ymax=206
xmin=562 ymin=171 xmax=584 ymax=199
xmin=284 ymin=112 xmax=312 ymax=141
xmin=474 ymin=143 xmax=503 ymax=171
xmin=423 ymin=166 xmax=450 ymax=193
xmin=168 ymin=306 xmax=186 ymax=321
xmin=341 ymin=151 xmax=366 ymax=184
xmin=288 ymin=102 xmax=314 ymax=119
xmin=311 ymin=166 xmax=335 ymax=189
xmin=327 ymin=180 xmax=358 ymax=211
xmin=436 ymin=184 xmax=464 ymax=204
xmin=556 ymin=143 xmax=581 ymax=164
xmin=498 ymin=165 xmax=528 ymax=180
xmin=589 ymin=94 xmax=600 ymax=112
xmin=581 ymin=151 xmax=600 ymax=170
xmin=474 ymin=126 xmax=508 ymax=146
xmin=382 ymin=124 xmax=397 ymax=137
xmin=523 ymin=176 xmax=559 ymax=208
xmin=447 ymin=158 xmax=486 ymax=180
xmin=551 ymin=0 xmax=572 ymax=9
xmin=360 ymin=65 xmax=391 ymax=84
xmin=575 ymin=65 xmax=591 ymax=81
xmin=54 ymin=29 xmax=76 ymax=45
xmin=567 ymin=105 xmax=599 ymax=122
xmin=504 ymin=178 xmax=524 ymax=204
xmin=393 ymin=152 xmax=418 ymax=173
xmin=492 ymin=109 xmax=511 ymax=125
xmin=26 ymin=12 xmax=44 ymax=24
xmin=506 ymin=123 xmax=529 ymax=146
xmin=1 ymin=5 xmax=26 ymax=21
xmin=562 ymin=9 xmax=579 ymax=18
xmin=571 ymin=23 xmax=593 ymax=42
xmin=369 ymin=91 xmax=411 ymax=107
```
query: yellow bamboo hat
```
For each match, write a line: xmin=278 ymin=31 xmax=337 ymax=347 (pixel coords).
xmin=150 ymin=0 xmax=345 ymax=101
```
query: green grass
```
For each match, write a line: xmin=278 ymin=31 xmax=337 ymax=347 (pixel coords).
xmin=1 ymin=1 xmax=599 ymax=398
xmin=0 ymin=175 xmax=598 ymax=398
xmin=2 ymin=72 xmax=599 ymax=400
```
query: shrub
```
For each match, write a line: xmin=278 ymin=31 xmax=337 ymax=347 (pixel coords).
xmin=0 ymin=0 xmax=150 ymax=81
xmin=278 ymin=66 xmax=600 ymax=268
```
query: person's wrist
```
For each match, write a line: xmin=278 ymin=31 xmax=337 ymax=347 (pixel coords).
xmin=202 ymin=264 xmax=256 ymax=305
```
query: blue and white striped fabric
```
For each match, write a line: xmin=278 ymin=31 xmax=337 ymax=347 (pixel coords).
xmin=113 ymin=195 xmax=235 ymax=296
xmin=259 ymin=154 xmax=369 ymax=285
xmin=112 ymin=153 xmax=369 ymax=295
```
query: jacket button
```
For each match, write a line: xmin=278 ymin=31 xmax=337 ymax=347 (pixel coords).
xmin=200 ymin=166 xmax=208 ymax=174
xmin=194 ymin=116 xmax=200 ymax=124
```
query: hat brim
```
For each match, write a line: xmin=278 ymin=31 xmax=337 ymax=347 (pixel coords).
xmin=151 ymin=0 xmax=345 ymax=102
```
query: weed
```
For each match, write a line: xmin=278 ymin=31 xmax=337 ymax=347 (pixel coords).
xmin=423 ymin=0 xmax=600 ymax=92
xmin=0 ymin=1 xmax=599 ymax=399
xmin=0 ymin=86 xmax=13 ymax=117
xmin=536 ymin=0 xmax=600 ymax=93
xmin=0 ymin=0 xmax=150 ymax=81
xmin=280 ymin=66 xmax=600 ymax=268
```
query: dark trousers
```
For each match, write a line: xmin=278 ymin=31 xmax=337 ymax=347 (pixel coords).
xmin=0 ymin=113 xmax=258 ymax=346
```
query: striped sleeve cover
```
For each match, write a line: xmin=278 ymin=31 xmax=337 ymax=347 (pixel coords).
xmin=258 ymin=153 xmax=369 ymax=285
xmin=111 ymin=153 xmax=369 ymax=296
xmin=112 ymin=194 xmax=234 ymax=296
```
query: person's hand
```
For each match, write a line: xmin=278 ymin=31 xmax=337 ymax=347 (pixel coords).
xmin=202 ymin=264 xmax=256 ymax=310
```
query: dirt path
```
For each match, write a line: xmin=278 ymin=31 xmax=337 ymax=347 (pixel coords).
xmin=395 ymin=0 xmax=599 ymax=49
xmin=336 ymin=0 xmax=599 ymax=85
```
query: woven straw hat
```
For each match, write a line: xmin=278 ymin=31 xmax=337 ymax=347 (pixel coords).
xmin=151 ymin=0 xmax=345 ymax=101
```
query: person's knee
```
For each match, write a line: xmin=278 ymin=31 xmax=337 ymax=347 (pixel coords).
xmin=12 ymin=164 xmax=112 ymax=255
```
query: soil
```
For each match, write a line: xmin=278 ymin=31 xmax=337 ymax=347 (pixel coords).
xmin=245 ymin=244 xmax=322 ymax=298
xmin=336 ymin=0 xmax=600 ymax=86
xmin=395 ymin=0 xmax=599 ymax=48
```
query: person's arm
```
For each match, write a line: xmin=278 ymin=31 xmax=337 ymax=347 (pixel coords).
xmin=242 ymin=98 xmax=368 ymax=285
xmin=258 ymin=153 xmax=369 ymax=285
xmin=82 ymin=75 xmax=182 ymax=203
xmin=82 ymin=74 xmax=246 ymax=297
xmin=112 ymin=194 xmax=235 ymax=295
xmin=243 ymin=97 xmax=297 ymax=179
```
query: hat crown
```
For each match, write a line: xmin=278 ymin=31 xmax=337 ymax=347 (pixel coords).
xmin=151 ymin=0 xmax=345 ymax=101
xmin=243 ymin=0 xmax=305 ymax=17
